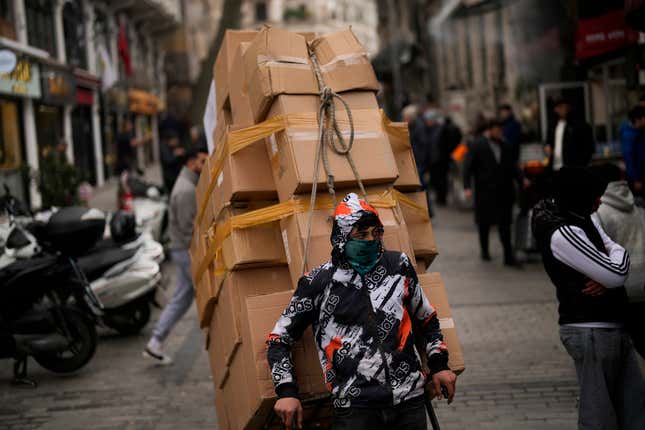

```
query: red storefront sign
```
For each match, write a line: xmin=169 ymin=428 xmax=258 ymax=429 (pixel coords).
xmin=75 ymin=87 xmax=94 ymax=105
xmin=575 ymin=10 xmax=639 ymax=61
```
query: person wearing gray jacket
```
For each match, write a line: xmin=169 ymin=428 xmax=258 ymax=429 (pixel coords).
xmin=593 ymin=167 xmax=645 ymax=301
xmin=144 ymin=147 xmax=208 ymax=364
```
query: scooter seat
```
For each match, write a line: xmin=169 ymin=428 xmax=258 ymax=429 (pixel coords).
xmin=91 ymin=234 xmax=141 ymax=252
xmin=77 ymin=248 xmax=138 ymax=282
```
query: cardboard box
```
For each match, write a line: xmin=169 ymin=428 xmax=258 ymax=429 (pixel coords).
xmin=194 ymin=266 xmax=216 ymax=329
xmin=399 ymin=191 xmax=438 ymax=264
xmin=384 ymin=120 xmax=421 ymax=191
xmin=214 ymin=30 xmax=258 ymax=111
xmin=280 ymin=193 xmax=415 ymax=286
xmin=418 ymin=272 xmax=465 ymax=374
xmin=243 ymin=27 xmax=380 ymax=122
xmin=195 ymin=155 xmax=214 ymax=229
xmin=416 ymin=258 xmax=428 ymax=274
xmin=210 ymin=124 xmax=277 ymax=220
xmin=217 ymin=202 xmax=287 ymax=271
xmin=309 ymin=28 xmax=379 ymax=94
xmin=243 ymin=27 xmax=318 ymax=122
xmin=207 ymin=286 xmax=326 ymax=429
xmin=207 ymin=268 xmax=294 ymax=390
xmin=266 ymin=92 xmax=399 ymax=202
xmin=229 ymin=42 xmax=255 ymax=127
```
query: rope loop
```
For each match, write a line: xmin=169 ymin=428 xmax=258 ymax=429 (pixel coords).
xmin=301 ymin=46 xmax=371 ymax=275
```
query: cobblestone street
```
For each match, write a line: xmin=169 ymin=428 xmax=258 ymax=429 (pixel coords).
xmin=0 ymin=204 xmax=580 ymax=429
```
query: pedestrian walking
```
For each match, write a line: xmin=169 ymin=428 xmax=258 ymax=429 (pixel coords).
xmin=159 ymin=130 xmax=186 ymax=193
xmin=532 ymin=167 xmax=645 ymax=430
xmin=592 ymin=164 xmax=645 ymax=359
xmin=545 ymin=98 xmax=595 ymax=171
xmin=463 ymin=120 xmax=525 ymax=266
xmin=433 ymin=115 xmax=462 ymax=206
xmin=267 ymin=193 xmax=457 ymax=429
xmin=619 ymin=106 xmax=645 ymax=196
xmin=498 ymin=104 xmax=522 ymax=164
xmin=143 ymin=147 xmax=208 ymax=364
xmin=403 ymin=104 xmax=433 ymax=218
xmin=115 ymin=119 xmax=149 ymax=174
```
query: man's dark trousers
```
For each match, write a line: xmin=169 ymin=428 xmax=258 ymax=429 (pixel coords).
xmin=332 ymin=396 xmax=427 ymax=430
xmin=478 ymin=222 xmax=513 ymax=261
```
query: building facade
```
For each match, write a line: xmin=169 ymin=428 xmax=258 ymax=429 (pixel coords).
xmin=429 ymin=0 xmax=645 ymax=149
xmin=163 ymin=0 xmax=222 ymax=119
xmin=0 ymin=0 xmax=180 ymax=209
xmin=240 ymin=0 xmax=379 ymax=55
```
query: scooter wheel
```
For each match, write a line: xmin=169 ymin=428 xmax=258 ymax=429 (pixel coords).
xmin=33 ymin=307 xmax=97 ymax=374
xmin=104 ymin=299 xmax=151 ymax=336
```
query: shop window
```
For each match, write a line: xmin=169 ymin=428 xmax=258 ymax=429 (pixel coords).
xmin=0 ymin=0 xmax=15 ymax=39
xmin=25 ymin=0 xmax=57 ymax=57
xmin=63 ymin=0 xmax=87 ymax=70
xmin=0 ymin=100 xmax=22 ymax=170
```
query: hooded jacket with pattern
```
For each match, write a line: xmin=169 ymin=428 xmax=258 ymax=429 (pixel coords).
xmin=266 ymin=193 xmax=449 ymax=408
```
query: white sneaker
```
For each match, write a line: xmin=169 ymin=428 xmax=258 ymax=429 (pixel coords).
xmin=143 ymin=345 xmax=173 ymax=365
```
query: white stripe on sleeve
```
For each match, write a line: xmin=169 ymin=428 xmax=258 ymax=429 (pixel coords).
xmin=550 ymin=225 xmax=630 ymax=288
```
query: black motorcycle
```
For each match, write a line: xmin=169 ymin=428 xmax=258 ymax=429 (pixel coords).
xmin=0 ymin=192 xmax=105 ymax=387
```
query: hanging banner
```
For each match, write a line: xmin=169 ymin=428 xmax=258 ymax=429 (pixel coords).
xmin=576 ymin=10 xmax=639 ymax=61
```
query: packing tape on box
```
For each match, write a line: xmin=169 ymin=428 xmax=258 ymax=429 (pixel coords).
xmin=194 ymin=190 xmax=399 ymax=283
xmin=380 ymin=110 xmax=411 ymax=148
xmin=196 ymin=109 xmax=392 ymax=227
xmin=256 ymin=54 xmax=311 ymax=66
xmin=391 ymin=189 xmax=430 ymax=222
xmin=319 ymin=52 xmax=370 ymax=72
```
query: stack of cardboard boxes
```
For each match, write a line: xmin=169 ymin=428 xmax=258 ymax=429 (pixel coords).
xmin=189 ymin=26 xmax=463 ymax=430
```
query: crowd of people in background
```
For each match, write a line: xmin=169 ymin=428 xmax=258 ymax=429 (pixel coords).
xmin=403 ymin=96 xmax=645 ymax=428
xmin=402 ymin=95 xmax=645 ymax=270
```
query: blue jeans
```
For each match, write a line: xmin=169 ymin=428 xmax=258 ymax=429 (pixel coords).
xmin=152 ymin=250 xmax=194 ymax=342
xmin=332 ymin=396 xmax=427 ymax=430
xmin=560 ymin=326 xmax=645 ymax=430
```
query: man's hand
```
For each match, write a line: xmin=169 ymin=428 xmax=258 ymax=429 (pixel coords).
xmin=428 ymin=370 xmax=457 ymax=404
xmin=173 ymin=147 xmax=186 ymax=157
xmin=544 ymin=145 xmax=552 ymax=157
xmin=464 ymin=189 xmax=473 ymax=199
xmin=582 ymin=280 xmax=607 ymax=296
xmin=274 ymin=397 xmax=303 ymax=429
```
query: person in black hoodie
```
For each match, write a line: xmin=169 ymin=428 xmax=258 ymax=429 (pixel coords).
xmin=532 ymin=167 xmax=645 ymax=430
xmin=267 ymin=193 xmax=457 ymax=429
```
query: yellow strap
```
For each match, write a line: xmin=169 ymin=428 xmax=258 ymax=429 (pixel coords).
xmin=193 ymin=190 xmax=398 ymax=282
xmin=392 ymin=189 xmax=430 ymax=222
xmin=381 ymin=110 xmax=410 ymax=148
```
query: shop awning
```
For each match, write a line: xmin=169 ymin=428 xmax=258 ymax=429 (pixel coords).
xmin=575 ymin=10 xmax=639 ymax=61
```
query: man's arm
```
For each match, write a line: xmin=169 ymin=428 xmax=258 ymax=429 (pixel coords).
xmin=550 ymin=223 xmax=630 ymax=288
xmin=403 ymin=256 xmax=449 ymax=373
xmin=174 ymin=189 xmax=197 ymax=240
xmin=402 ymin=256 xmax=456 ymax=402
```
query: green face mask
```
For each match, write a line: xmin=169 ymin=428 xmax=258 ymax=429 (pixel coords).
xmin=345 ymin=238 xmax=381 ymax=275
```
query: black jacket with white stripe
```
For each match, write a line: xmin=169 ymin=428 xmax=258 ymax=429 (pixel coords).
xmin=532 ymin=199 xmax=629 ymax=325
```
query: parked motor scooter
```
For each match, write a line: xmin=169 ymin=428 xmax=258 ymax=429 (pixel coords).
xmin=0 ymin=202 xmax=104 ymax=387
xmin=77 ymin=213 xmax=163 ymax=335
